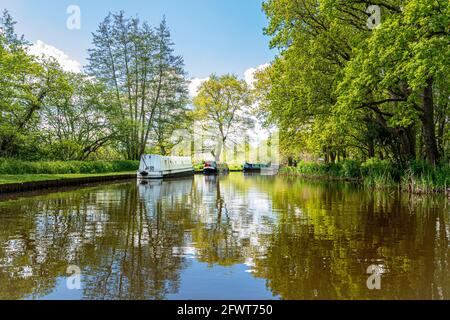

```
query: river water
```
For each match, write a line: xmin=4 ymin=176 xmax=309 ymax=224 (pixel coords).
xmin=0 ymin=173 xmax=449 ymax=300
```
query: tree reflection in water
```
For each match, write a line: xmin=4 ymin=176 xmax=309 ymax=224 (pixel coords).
xmin=0 ymin=174 xmax=449 ymax=300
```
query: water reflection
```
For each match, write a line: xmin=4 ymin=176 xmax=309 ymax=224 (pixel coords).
xmin=0 ymin=174 xmax=448 ymax=300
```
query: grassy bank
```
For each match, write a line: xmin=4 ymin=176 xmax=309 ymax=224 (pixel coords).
xmin=0 ymin=172 xmax=136 ymax=185
xmin=0 ymin=159 xmax=139 ymax=175
xmin=280 ymin=159 xmax=450 ymax=194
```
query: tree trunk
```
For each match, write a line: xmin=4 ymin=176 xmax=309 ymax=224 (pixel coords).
xmin=330 ymin=152 xmax=336 ymax=164
xmin=399 ymin=126 xmax=416 ymax=163
xmin=287 ymin=157 xmax=294 ymax=167
xmin=215 ymin=138 xmax=224 ymax=162
xmin=436 ymin=117 xmax=446 ymax=156
xmin=421 ymin=78 xmax=439 ymax=165
xmin=368 ymin=139 xmax=375 ymax=158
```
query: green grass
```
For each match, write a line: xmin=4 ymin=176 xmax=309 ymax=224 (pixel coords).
xmin=0 ymin=159 xmax=139 ymax=186
xmin=0 ymin=159 xmax=139 ymax=175
xmin=0 ymin=172 xmax=135 ymax=185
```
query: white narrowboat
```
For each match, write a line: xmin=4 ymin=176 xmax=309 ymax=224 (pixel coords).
xmin=137 ymin=155 xmax=194 ymax=179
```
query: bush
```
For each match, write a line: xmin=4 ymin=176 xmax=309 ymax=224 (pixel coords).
xmin=361 ymin=158 xmax=400 ymax=179
xmin=296 ymin=161 xmax=331 ymax=175
xmin=295 ymin=161 xmax=348 ymax=177
xmin=340 ymin=160 xmax=361 ymax=178
xmin=193 ymin=163 xmax=204 ymax=172
xmin=0 ymin=159 xmax=139 ymax=175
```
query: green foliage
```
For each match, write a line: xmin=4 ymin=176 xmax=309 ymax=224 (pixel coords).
xmin=39 ymin=72 xmax=120 ymax=161
xmin=87 ymin=13 xmax=189 ymax=160
xmin=193 ymin=162 xmax=204 ymax=172
xmin=281 ymin=161 xmax=357 ymax=178
xmin=193 ymin=74 xmax=253 ymax=162
xmin=258 ymin=0 xmax=450 ymax=166
xmin=282 ymin=158 xmax=449 ymax=193
xmin=0 ymin=159 xmax=138 ymax=175
xmin=1 ymin=10 xmax=190 ymax=162
xmin=340 ymin=160 xmax=361 ymax=178
xmin=360 ymin=158 xmax=400 ymax=180
xmin=360 ymin=158 xmax=400 ymax=188
xmin=294 ymin=161 xmax=341 ymax=177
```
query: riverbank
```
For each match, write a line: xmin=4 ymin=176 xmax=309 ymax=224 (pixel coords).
xmin=0 ymin=172 xmax=136 ymax=193
xmin=280 ymin=160 xmax=450 ymax=195
xmin=0 ymin=159 xmax=139 ymax=175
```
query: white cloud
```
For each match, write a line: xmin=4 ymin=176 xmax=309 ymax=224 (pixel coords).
xmin=28 ymin=40 xmax=82 ymax=73
xmin=244 ymin=63 xmax=270 ymax=88
xmin=188 ymin=77 xmax=209 ymax=98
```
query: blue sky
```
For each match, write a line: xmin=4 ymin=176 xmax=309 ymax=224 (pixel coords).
xmin=2 ymin=0 xmax=275 ymax=79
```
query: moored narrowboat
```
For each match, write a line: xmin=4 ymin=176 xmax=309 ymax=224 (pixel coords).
xmin=243 ymin=162 xmax=269 ymax=173
xmin=203 ymin=161 xmax=229 ymax=175
xmin=137 ymin=155 xmax=194 ymax=179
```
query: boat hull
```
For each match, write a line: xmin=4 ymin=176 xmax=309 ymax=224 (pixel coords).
xmin=138 ymin=169 xmax=194 ymax=180
xmin=203 ymin=168 xmax=219 ymax=175
xmin=138 ymin=155 xmax=194 ymax=180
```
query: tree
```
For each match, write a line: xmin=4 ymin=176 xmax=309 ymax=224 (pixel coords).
xmin=259 ymin=0 xmax=357 ymax=163
xmin=193 ymin=74 xmax=253 ymax=162
xmin=336 ymin=0 xmax=450 ymax=165
xmin=40 ymin=71 xmax=120 ymax=160
xmin=258 ymin=0 xmax=450 ymax=166
xmin=87 ymin=12 xmax=189 ymax=160
xmin=148 ymin=19 xmax=190 ymax=156
xmin=0 ymin=11 xmax=66 ymax=159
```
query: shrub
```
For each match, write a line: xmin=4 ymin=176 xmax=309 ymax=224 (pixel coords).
xmin=361 ymin=158 xmax=400 ymax=180
xmin=340 ymin=160 xmax=361 ymax=178
xmin=296 ymin=161 xmax=328 ymax=175
xmin=193 ymin=163 xmax=204 ymax=172
xmin=295 ymin=161 xmax=345 ymax=177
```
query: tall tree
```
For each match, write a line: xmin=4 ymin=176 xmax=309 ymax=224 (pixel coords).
xmin=335 ymin=0 xmax=449 ymax=165
xmin=87 ymin=12 xmax=189 ymax=160
xmin=147 ymin=18 xmax=190 ymax=156
xmin=258 ymin=0 xmax=449 ymax=165
xmin=193 ymin=74 xmax=253 ymax=162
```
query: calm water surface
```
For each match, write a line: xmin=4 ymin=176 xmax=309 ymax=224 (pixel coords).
xmin=0 ymin=173 xmax=449 ymax=300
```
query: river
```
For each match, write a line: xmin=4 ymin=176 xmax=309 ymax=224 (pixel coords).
xmin=0 ymin=173 xmax=448 ymax=300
